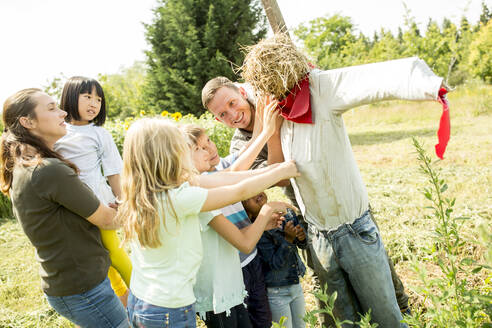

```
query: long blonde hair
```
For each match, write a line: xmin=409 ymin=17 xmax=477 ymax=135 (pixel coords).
xmin=117 ymin=118 xmax=197 ymax=248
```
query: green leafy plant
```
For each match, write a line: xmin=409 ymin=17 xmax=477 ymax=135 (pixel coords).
xmin=303 ymin=287 xmax=374 ymax=328
xmin=402 ymin=138 xmax=492 ymax=327
xmin=271 ymin=316 xmax=288 ymax=328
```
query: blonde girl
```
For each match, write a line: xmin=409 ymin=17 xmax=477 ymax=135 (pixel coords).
xmin=118 ymin=118 xmax=298 ymax=328
xmin=54 ymin=77 xmax=131 ymax=305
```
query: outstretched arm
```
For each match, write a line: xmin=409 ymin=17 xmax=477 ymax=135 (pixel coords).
xmin=209 ymin=201 xmax=292 ymax=254
xmin=200 ymin=161 xmax=299 ymax=212
xmin=197 ymin=163 xmax=279 ymax=188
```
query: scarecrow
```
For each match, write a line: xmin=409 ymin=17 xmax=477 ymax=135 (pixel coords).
xmin=240 ymin=33 xmax=449 ymax=327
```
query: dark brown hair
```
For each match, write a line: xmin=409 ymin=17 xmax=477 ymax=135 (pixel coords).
xmin=0 ymin=88 xmax=78 ymax=195
xmin=60 ymin=76 xmax=106 ymax=126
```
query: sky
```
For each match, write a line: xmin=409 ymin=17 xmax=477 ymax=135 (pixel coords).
xmin=0 ymin=0 xmax=487 ymax=103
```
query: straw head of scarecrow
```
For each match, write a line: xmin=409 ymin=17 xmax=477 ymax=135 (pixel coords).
xmin=241 ymin=33 xmax=311 ymax=100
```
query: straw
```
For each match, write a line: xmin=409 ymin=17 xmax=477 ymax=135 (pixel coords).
xmin=240 ymin=33 xmax=311 ymax=99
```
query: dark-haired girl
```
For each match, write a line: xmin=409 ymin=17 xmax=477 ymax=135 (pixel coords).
xmin=0 ymin=89 xmax=129 ymax=327
xmin=54 ymin=77 xmax=132 ymax=306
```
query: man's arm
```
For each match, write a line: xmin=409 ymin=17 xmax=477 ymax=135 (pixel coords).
xmin=230 ymin=129 xmax=269 ymax=170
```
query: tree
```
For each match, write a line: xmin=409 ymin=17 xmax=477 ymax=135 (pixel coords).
xmin=480 ymin=1 xmax=491 ymax=26
xmin=294 ymin=14 xmax=359 ymax=69
xmin=43 ymin=73 xmax=67 ymax=101
xmin=368 ymin=29 xmax=402 ymax=62
xmin=468 ymin=19 xmax=492 ymax=82
xmin=144 ymin=0 xmax=266 ymax=116
xmin=98 ymin=62 xmax=147 ymax=119
xmin=448 ymin=17 xmax=474 ymax=85
xmin=420 ymin=20 xmax=452 ymax=79
xmin=401 ymin=21 xmax=423 ymax=58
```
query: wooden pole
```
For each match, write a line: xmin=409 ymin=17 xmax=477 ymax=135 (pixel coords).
xmin=260 ymin=0 xmax=289 ymax=36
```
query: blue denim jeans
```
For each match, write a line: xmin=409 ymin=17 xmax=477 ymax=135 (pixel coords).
xmin=307 ymin=211 xmax=407 ymax=328
xmin=267 ymin=283 xmax=306 ymax=328
xmin=127 ymin=291 xmax=196 ymax=328
xmin=45 ymin=277 xmax=129 ymax=328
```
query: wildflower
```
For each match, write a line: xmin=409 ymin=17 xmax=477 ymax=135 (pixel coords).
xmin=161 ymin=110 xmax=169 ymax=117
xmin=171 ymin=112 xmax=182 ymax=121
xmin=140 ymin=110 xmax=146 ymax=116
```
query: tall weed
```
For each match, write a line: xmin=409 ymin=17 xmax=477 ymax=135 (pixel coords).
xmin=402 ymin=138 xmax=492 ymax=327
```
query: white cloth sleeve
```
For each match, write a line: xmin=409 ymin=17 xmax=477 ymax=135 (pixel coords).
xmin=198 ymin=209 xmax=222 ymax=232
xmin=314 ymin=57 xmax=443 ymax=116
xmin=174 ymin=183 xmax=210 ymax=218
xmin=99 ymin=127 xmax=123 ymax=177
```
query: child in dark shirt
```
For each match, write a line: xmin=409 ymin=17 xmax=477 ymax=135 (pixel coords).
xmin=243 ymin=192 xmax=307 ymax=328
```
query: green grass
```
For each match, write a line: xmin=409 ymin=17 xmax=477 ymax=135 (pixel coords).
xmin=1 ymin=82 xmax=491 ymax=327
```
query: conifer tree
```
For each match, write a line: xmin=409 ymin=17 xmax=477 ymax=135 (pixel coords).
xmin=143 ymin=0 xmax=266 ymax=116
xmin=480 ymin=1 xmax=491 ymax=26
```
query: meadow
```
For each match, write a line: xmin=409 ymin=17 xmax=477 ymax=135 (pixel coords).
xmin=0 ymin=82 xmax=490 ymax=327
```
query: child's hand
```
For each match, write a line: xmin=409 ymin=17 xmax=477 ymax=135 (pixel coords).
xmin=252 ymin=94 xmax=269 ymax=138
xmin=295 ymin=225 xmax=306 ymax=241
xmin=260 ymin=201 xmax=294 ymax=230
xmin=277 ymin=160 xmax=300 ymax=180
xmin=267 ymin=211 xmax=284 ymax=231
xmin=283 ymin=221 xmax=297 ymax=243
xmin=261 ymin=97 xmax=280 ymax=138
xmin=273 ymin=105 xmax=284 ymax=134
xmin=254 ymin=95 xmax=279 ymax=138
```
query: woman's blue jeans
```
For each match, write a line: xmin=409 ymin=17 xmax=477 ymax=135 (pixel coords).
xmin=307 ymin=211 xmax=407 ymax=328
xmin=267 ymin=283 xmax=306 ymax=328
xmin=127 ymin=291 xmax=196 ymax=328
xmin=45 ymin=277 xmax=129 ymax=328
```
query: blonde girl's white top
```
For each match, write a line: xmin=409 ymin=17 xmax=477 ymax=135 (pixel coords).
xmin=54 ymin=123 xmax=122 ymax=204
xmin=129 ymin=182 xmax=215 ymax=308
xmin=278 ymin=57 xmax=443 ymax=232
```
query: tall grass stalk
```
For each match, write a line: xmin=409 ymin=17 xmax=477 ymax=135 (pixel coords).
xmin=302 ymin=288 xmax=377 ymax=328
xmin=403 ymin=138 xmax=491 ymax=327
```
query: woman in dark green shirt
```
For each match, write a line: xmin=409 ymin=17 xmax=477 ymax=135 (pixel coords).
xmin=0 ymin=88 xmax=129 ymax=328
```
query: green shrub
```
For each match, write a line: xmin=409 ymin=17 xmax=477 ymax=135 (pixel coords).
xmin=0 ymin=193 xmax=13 ymax=220
xmin=105 ymin=111 xmax=234 ymax=158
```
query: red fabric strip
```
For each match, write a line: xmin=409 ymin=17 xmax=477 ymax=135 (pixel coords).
xmin=435 ymin=87 xmax=450 ymax=159
xmin=277 ymin=75 xmax=313 ymax=124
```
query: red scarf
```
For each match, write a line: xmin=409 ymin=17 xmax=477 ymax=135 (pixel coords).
xmin=277 ymin=75 xmax=313 ymax=124
xmin=435 ymin=87 xmax=450 ymax=159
